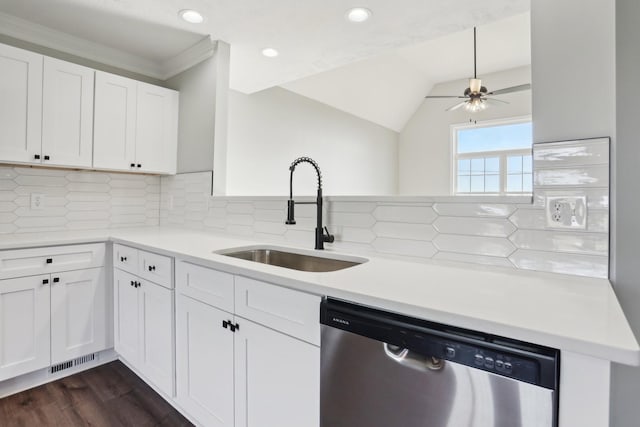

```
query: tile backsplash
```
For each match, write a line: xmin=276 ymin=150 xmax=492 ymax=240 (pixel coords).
xmin=0 ymin=166 xmax=160 ymax=233
xmin=0 ymin=138 xmax=610 ymax=279
xmin=160 ymin=138 xmax=610 ymax=278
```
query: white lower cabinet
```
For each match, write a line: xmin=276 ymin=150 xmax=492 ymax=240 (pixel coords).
xmin=114 ymin=267 xmax=174 ymax=397
xmin=139 ymin=277 xmax=174 ymax=396
xmin=176 ymin=294 xmax=234 ymax=427
xmin=0 ymin=275 xmax=51 ymax=381
xmin=114 ymin=268 xmax=140 ymax=364
xmin=175 ymin=261 xmax=320 ymax=427
xmin=50 ymin=268 xmax=108 ymax=365
xmin=234 ymin=318 xmax=320 ymax=427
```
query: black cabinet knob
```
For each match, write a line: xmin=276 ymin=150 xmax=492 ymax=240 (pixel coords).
xmin=137 ymin=164 xmax=142 ymax=168
xmin=136 ymin=281 xmax=141 ymax=288
xmin=44 ymin=155 xmax=50 ymax=160
xmin=120 ymin=256 xmax=127 ymax=262
xmin=42 ymin=279 xmax=49 ymax=285
xmin=130 ymin=163 xmax=135 ymax=168
xmin=148 ymin=265 xmax=156 ymax=272
xmin=53 ymin=277 xmax=59 ymax=283
xmin=34 ymin=154 xmax=41 ymax=160
xmin=46 ymin=258 xmax=53 ymax=264
xmin=130 ymin=280 xmax=134 ymax=287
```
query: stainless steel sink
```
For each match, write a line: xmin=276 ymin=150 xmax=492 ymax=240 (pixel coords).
xmin=217 ymin=247 xmax=365 ymax=272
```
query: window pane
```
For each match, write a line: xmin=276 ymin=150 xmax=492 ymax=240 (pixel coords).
xmin=523 ymin=155 xmax=533 ymax=173
xmin=457 ymin=175 xmax=471 ymax=192
xmin=485 ymin=174 xmax=500 ymax=193
xmin=471 ymin=158 xmax=484 ymax=174
xmin=458 ymin=159 xmax=470 ymax=173
xmin=507 ymin=174 xmax=523 ymax=192
xmin=523 ymin=173 xmax=533 ymax=192
xmin=508 ymin=156 xmax=523 ymax=173
xmin=470 ymin=175 xmax=484 ymax=192
xmin=457 ymin=122 xmax=532 ymax=154
xmin=485 ymin=157 xmax=499 ymax=173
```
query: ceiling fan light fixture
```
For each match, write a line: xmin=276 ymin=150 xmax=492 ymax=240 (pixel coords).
xmin=464 ymin=98 xmax=486 ymax=113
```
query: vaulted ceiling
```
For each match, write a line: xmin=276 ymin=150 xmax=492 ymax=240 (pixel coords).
xmin=0 ymin=0 xmax=529 ymax=94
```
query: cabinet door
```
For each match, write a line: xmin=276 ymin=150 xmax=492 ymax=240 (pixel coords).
xmin=93 ymin=71 xmax=137 ymax=171
xmin=0 ymin=275 xmax=51 ymax=381
xmin=139 ymin=279 xmax=174 ymax=396
xmin=176 ymin=295 xmax=234 ymax=427
xmin=42 ymin=57 xmax=94 ymax=168
xmin=235 ymin=319 xmax=320 ymax=427
xmin=0 ymin=43 xmax=43 ymax=164
xmin=114 ymin=268 xmax=140 ymax=365
xmin=50 ymin=268 xmax=108 ymax=364
xmin=135 ymin=82 xmax=178 ymax=174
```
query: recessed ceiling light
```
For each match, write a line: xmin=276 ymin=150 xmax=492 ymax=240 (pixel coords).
xmin=261 ymin=48 xmax=279 ymax=58
xmin=346 ymin=7 xmax=372 ymax=23
xmin=179 ymin=9 xmax=204 ymax=24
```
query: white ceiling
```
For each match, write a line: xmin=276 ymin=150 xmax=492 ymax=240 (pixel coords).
xmin=0 ymin=0 xmax=529 ymax=92
xmin=282 ymin=13 xmax=531 ymax=132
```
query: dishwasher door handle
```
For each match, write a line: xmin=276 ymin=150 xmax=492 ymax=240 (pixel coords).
xmin=383 ymin=343 xmax=444 ymax=372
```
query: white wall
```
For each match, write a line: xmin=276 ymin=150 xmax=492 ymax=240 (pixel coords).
xmin=530 ymin=0 xmax=619 ymax=425
xmin=398 ymin=65 xmax=531 ymax=195
xmin=226 ymin=87 xmax=398 ymax=196
xmin=611 ymin=0 xmax=640 ymax=425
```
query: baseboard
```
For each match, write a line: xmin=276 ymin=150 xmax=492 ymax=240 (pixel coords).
xmin=0 ymin=348 xmax=118 ymax=399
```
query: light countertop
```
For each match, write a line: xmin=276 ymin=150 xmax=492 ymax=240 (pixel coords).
xmin=1 ymin=226 xmax=638 ymax=365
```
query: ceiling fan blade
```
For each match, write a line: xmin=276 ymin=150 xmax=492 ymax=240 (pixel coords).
xmin=486 ymin=83 xmax=531 ymax=96
xmin=446 ymin=101 xmax=468 ymax=111
xmin=483 ymin=97 xmax=510 ymax=105
xmin=425 ymin=95 xmax=467 ymax=99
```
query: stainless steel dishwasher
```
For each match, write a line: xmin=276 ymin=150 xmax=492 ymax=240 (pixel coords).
xmin=320 ymin=298 xmax=560 ymax=427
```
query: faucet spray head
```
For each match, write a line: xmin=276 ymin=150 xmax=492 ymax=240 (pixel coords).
xmin=285 ymin=200 xmax=296 ymax=225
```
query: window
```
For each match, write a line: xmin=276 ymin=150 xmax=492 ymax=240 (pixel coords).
xmin=452 ymin=118 xmax=532 ymax=195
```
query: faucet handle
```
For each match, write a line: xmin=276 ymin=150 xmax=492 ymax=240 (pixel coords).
xmin=285 ymin=200 xmax=296 ymax=225
xmin=323 ymin=226 xmax=335 ymax=243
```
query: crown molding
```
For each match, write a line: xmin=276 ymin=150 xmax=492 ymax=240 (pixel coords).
xmin=161 ymin=36 xmax=216 ymax=80
xmin=0 ymin=12 xmax=215 ymax=81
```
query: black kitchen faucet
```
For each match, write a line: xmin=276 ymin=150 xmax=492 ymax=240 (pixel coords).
xmin=285 ymin=157 xmax=334 ymax=250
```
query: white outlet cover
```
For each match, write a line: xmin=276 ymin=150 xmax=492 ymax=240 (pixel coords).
xmin=545 ymin=195 xmax=587 ymax=229
xmin=30 ymin=193 xmax=45 ymax=210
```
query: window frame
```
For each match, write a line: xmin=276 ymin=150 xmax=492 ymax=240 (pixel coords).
xmin=450 ymin=115 xmax=533 ymax=196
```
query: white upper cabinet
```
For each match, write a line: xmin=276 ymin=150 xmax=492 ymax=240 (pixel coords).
xmin=93 ymin=72 xmax=179 ymax=174
xmin=93 ymin=71 xmax=137 ymax=171
xmin=42 ymin=57 xmax=95 ymax=168
xmin=135 ymin=82 xmax=179 ymax=174
xmin=0 ymin=43 xmax=43 ymax=164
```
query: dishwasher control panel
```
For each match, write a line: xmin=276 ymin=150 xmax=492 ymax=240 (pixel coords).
xmin=436 ymin=340 xmax=539 ymax=384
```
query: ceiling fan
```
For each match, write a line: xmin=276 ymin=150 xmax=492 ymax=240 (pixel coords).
xmin=425 ymin=27 xmax=531 ymax=113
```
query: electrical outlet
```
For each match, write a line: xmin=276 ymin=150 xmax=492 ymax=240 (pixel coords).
xmin=31 ymin=193 xmax=45 ymax=210
xmin=545 ymin=196 xmax=587 ymax=229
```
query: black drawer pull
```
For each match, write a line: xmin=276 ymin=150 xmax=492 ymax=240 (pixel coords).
xmin=53 ymin=277 xmax=59 ymax=283
xmin=130 ymin=280 xmax=135 ymax=287
xmin=44 ymin=155 xmax=50 ymax=160
xmin=42 ymin=279 xmax=49 ymax=285
xmin=46 ymin=258 xmax=53 ymax=264
xmin=136 ymin=281 xmax=141 ymax=288
xmin=148 ymin=265 xmax=156 ymax=272
xmin=137 ymin=164 xmax=142 ymax=168
xmin=34 ymin=154 xmax=41 ymax=160
xmin=121 ymin=256 xmax=127 ymax=262
xmin=130 ymin=163 xmax=135 ymax=168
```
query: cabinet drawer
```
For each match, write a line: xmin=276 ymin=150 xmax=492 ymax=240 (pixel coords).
xmin=139 ymin=250 xmax=173 ymax=289
xmin=0 ymin=243 xmax=105 ymax=280
xmin=176 ymin=261 xmax=234 ymax=313
xmin=113 ymin=244 xmax=139 ymax=275
xmin=234 ymin=276 xmax=320 ymax=345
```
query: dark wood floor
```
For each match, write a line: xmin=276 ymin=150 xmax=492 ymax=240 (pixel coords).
xmin=0 ymin=361 xmax=193 ymax=427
